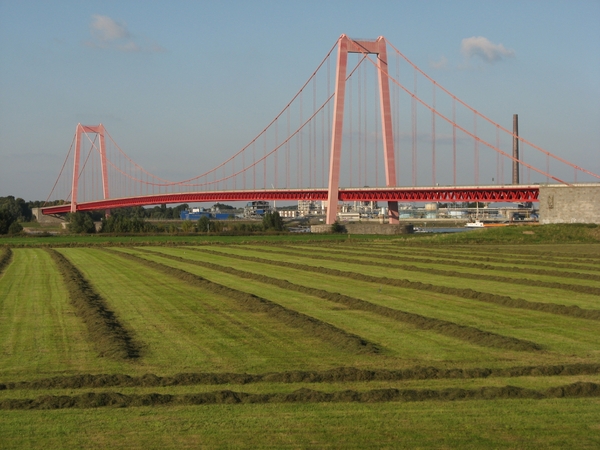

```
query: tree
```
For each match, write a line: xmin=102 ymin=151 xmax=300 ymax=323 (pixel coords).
xmin=0 ymin=210 xmax=13 ymax=234
xmin=262 ymin=211 xmax=284 ymax=231
xmin=0 ymin=196 xmax=31 ymax=222
xmin=68 ymin=212 xmax=96 ymax=233
xmin=100 ymin=216 xmax=156 ymax=233
xmin=8 ymin=221 xmax=23 ymax=234
xmin=181 ymin=220 xmax=195 ymax=233
xmin=197 ymin=215 xmax=211 ymax=233
xmin=213 ymin=203 xmax=235 ymax=210
xmin=331 ymin=221 xmax=346 ymax=233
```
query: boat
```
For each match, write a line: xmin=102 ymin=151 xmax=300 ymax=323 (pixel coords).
xmin=465 ymin=220 xmax=509 ymax=228
xmin=465 ymin=220 xmax=485 ymax=228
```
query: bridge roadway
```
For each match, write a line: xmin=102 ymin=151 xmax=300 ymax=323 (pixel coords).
xmin=41 ymin=185 xmax=539 ymax=215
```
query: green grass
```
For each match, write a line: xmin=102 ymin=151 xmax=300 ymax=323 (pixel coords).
xmin=0 ymin=249 xmax=112 ymax=379
xmin=1 ymin=399 xmax=599 ymax=449
xmin=0 ymin=232 xmax=356 ymax=247
xmin=425 ymin=223 xmax=600 ymax=244
xmin=140 ymin=247 xmax=600 ymax=365
xmin=57 ymin=248 xmax=363 ymax=374
xmin=184 ymin=244 xmax=600 ymax=310
xmin=1 ymin=234 xmax=599 ymax=448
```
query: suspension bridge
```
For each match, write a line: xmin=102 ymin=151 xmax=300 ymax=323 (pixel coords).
xmin=42 ymin=35 xmax=599 ymax=224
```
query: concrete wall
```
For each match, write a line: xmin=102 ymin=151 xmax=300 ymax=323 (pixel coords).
xmin=539 ymin=184 xmax=600 ymax=224
xmin=31 ymin=207 xmax=66 ymax=225
xmin=345 ymin=223 xmax=413 ymax=235
xmin=310 ymin=224 xmax=332 ymax=233
xmin=311 ymin=223 xmax=413 ymax=234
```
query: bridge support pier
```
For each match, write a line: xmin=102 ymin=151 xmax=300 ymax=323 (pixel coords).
xmin=326 ymin=35 xmax=398 ymax=225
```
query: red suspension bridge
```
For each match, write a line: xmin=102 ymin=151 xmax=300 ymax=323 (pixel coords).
xmin=42 ymin=35 xmax=599 ymax=224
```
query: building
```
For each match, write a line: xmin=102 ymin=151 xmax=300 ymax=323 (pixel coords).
xmin=244 ymin=201 xmax=271 ymax=217
xmin=298 ymin=200 xmax=324 ymax=216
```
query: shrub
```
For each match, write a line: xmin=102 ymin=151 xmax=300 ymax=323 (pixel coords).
xmin=331 ymin=221 xmax=346 ymax=234
xmin=68 ymin=212 xmax=96 ymax=234
xmin=262 ymin=211 xmax=284 ymax=231
xmin=8 ymin=221 xmax=23 ymax=235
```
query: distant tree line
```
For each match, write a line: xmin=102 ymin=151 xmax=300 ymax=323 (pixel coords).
xmin=65 ymin=209 xmax=287 ymax=235
xmin=1 ymin=196 xmax=290 ymax=236
xmin=0 ymin=196 xmax=33 ymax=234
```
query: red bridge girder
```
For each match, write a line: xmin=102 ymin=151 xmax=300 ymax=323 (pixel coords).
xmin=41 ymin=185 xmax=539 ymax=215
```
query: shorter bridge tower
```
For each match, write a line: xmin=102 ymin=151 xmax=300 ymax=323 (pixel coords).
xmin=71 ymin=124 xmax=109 ymax=213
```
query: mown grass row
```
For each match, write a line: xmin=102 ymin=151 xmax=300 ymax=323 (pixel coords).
xmin=45 ymin=249 xmax=142 ymax=360
xmin=0 ymin=247 xmax=12 ymax=276
xmin=2 ymin=363 xmax=599 ymax=391
xmin=194 ymin=248 xmax=600 ymax=321
xmin=105 ymin=249 xmax=380 ymax=355
xmin=138 ymin=248 xmax=542 ymax=352
xmin=1 ymin=381 xmax=599 ymax=410
xmin=342 ymin=243 xmax=600 ymax=270
xmin=268 ymin=245 xmax=600 ymax=287
xmin=261 ymin=247 xmax=600 ymax=296
xmin=381 ymin=243 xmax=600 ymax=261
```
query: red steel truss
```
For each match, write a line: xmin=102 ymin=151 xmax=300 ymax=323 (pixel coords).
xmin=41 ymin=185 xmax=539 ymax=216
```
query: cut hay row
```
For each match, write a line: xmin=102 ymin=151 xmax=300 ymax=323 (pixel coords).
xmin=298 ymin=244 xmax=600 ymax=273
xmin=106 ymin=249 xmax=380 ymax=355
xmin=261 ymin=247 xmax=600 ymax=296
xmin=195 ymin=248 xmax=600 ymax=321
xmin=360 ymin=241 xmax=600 ymax=259
xmin=2 ymin=363 xmax=599 ymax=391
xmin=265 ymin=245 xmax=600 ymax=286
xmin=45 ymin=249 xmax=142 ymax=360
xmin=140 ymin=249 xmax=542 ymax=352
xmin=0 ymin=248 xmax=12 ymax=276
xmin=393 ymin=244 xmax=600 ymax=262
xmin=1 ymin=381 xmax=599 ymax=410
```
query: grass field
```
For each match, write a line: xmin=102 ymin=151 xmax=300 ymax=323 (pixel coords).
xmin=0 ymin=229 xmax=599 ymax=448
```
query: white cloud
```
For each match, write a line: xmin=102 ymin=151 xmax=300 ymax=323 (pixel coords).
xmin=117 ymin=41 xmax=141 ymax=52
xmin=90 ymin=15 xmax=129 ymax=42
xmin=85 ymin=14 xmax=165 ymax=53
xmin=430 ymin=56 xmax=448 ymax=70
xmin=461 ymin=36 xmax=515 ymax=63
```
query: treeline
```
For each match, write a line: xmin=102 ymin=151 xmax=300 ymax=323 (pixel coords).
xmin=67 ymin=211 xmax=286 ymax=235
xmin=0 ymin=196 xmax=68 ymax=234
xmin=0 ymin=196 xmax=36 ymax=234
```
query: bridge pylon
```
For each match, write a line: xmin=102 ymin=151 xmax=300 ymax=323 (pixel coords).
xmin=71 ymin=124 xmax=109 ymax=213
xmin=327 ymin=35 xmax=399 ymax=225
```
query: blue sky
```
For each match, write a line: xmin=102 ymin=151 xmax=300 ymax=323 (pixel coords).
xmin=1 ymin=0 xmax=599 ymax=201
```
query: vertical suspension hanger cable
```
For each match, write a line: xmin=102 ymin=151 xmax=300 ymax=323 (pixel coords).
xmin=287 ymin=107 xmax=290 ymax=188
xmin=473 ymin=112 xmax=479 ymax=185
xmin=298 ymin=89 xmax=303 ymax=188
xmin=432 ymin=82 xmax=436 ymax=186
xmin=412 ymin=68 xmax=417 ymax=186
xmin=452 ymin=97 xmax=456 ymax=186
xmin=357 ymin=59 xmax=362 ymax=187
xmin=321 ymin=90 xmax=325 ymax=187
xmin=326 ymin=53 xmax=330 ymax=188
xmin=496 ymin=125 xmax=500 ymax=184
xmin=313 ymin=76 xmax=317 ymax=188
xmin=363 ymin=61 xmax=367 ymax=187
xmin=374 ymin=63 xmax=379 ymax=187
xmin=395 ymin=52 xmax=400 ymax=186
xmin=275 ymin=117 xmax=278 ymax=189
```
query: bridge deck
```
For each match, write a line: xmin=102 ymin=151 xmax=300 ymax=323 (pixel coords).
xmin=42 ymin=185 xmax=539 ymax=215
